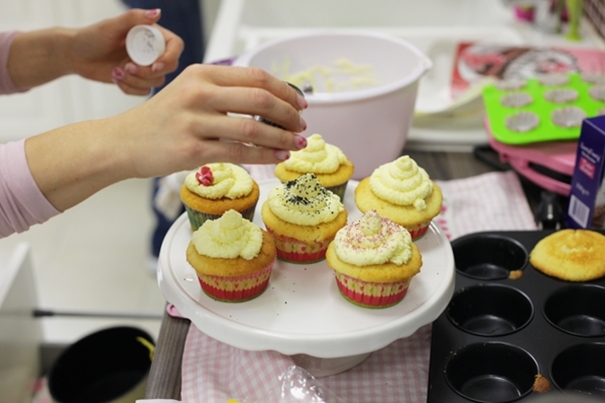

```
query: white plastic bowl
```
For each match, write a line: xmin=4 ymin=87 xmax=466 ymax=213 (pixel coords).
xmin=235 ymin=30 xmax=432 ymax=179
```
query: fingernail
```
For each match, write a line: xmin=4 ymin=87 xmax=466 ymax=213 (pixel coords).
xmin=295 ymin=135 xmax=307 ymax=149
xmin=299 ymin=116 xmax=307 ymax=131
xmin=145 ymin=8 xmax=161 ymax=18
xmin=112 ymin=67 xmax=125 ymax=81
xmin=124 ymin=63 xmax=138 ymax=74
xmin=151 ymin=62 xmax=165 ymax=72
xmin=275 ymin=150 xmax=290 ymax=161
xmin=296 ymin=94 xmax=308 ymax=110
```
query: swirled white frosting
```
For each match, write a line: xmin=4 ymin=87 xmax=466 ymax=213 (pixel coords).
xmin=267 ymin=173 xmax=344 ymax=226
xmin=191 ymin=209 xmax=262 ymax=260
xmin=369 ymin=156 xmax=433 ymax=210
xmin=184 ymin=163 xmax=253 ymax=199
xmin=334 ymin=210 xmax=412 ymax=266
xmin=282 ymin=134 xmax=348 ymax=174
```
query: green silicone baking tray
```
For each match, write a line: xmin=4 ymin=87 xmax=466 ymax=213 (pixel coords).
xmin=483 ymin=72 xmax=605 ymax=145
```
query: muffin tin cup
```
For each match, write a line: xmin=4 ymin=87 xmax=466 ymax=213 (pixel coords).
xmin=551 ymin=342 xmax=605 ymax=397
xmin=452 ymin=233 xmax=528 ymax=280
xmin=428 ymin=230 xmax=605 ymax=403
xmin=543 ymin=284 xmax=605 ymax=337
xmin=444 ymin=341 xmax=538 ymax=403
xmin=447 ymin=284 xmax=533 ymax=337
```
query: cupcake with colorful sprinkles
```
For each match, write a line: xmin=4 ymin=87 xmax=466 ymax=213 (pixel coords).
xmin=261 ymin=173 xmax=347 ymax=263
xmin=354 ymin=155 xmax=442 ymax=240
xmin=186 ymin=209 xmax=276 ymax=302
xmin=326 ymin=210 xmax=422 ymax=308
xmin=274 ymin=133 xmax=354 ymax=200
xmin=180 ymin=163 xmax=259 ymax=230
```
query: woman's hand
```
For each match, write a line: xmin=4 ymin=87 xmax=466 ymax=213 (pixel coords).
xmin=25 ymin=65 xmax=308 ymax=211
xmin=70 ymin=8 xmax=184 ymax=95
xmin=113 ymin=64 xmax=309 ymax=177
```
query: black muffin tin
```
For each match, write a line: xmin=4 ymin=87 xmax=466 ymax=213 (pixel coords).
xmin=427 ymin=230 xmax=605 ymax=403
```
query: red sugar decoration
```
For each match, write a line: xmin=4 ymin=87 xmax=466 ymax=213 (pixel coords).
xmin=196 ymin=166 xmax=214 ymax=186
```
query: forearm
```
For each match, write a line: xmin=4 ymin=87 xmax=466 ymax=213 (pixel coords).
xmin=7 ymin=28 xmax=76 ymax=90
xmin=24 ymin=118 xmax=131 ymax=211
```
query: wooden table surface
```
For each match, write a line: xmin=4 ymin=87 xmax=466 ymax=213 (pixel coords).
xmin=144 ymin=149 xmax=548 ymax=399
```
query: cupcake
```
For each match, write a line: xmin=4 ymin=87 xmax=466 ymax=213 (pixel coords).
xmin=326 ymin=210 xmax=422 ymax=308
xmin=180 ymin=163 xmax=260 ymax=231
xmin=186 ymin=209 xmax=276 ymax=302
xmin=274 ymin=133 xmax=354 ymax=200
xmin=354 ymin=155 xmax=442 ymax=240
xmin=261 ymin=173 xmax=347 ymax=263
xmin=529 ymin=229 xmax=605 ymax=282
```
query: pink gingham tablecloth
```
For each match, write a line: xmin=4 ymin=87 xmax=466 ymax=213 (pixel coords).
xmin=179 ymin=167 xmax=537 ymax=403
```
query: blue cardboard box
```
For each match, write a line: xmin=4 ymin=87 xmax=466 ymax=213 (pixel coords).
xmin=566 ymin=115 xmax=605 ymax=229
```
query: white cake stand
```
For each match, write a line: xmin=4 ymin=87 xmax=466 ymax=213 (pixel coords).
xmin=158 ymin=179 xmax=455 ymax=376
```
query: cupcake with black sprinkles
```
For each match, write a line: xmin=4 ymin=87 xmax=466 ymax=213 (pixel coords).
xmin=261 ymin=173 xmax=348 ymax=263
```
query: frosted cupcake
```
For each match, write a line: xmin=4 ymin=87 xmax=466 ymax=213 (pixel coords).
xmin=354 ymin=156 xmax=442 ymax=240
xmin=186 ymin=209 xmax=276 ymax=302
xmin=274 ymin=134 xmax=354 ymax=200
xmin=261 ymin=173 xmax=347 ymax=263
xmin=180 ymin=163 xmax=260 ymax=231
xmin=326 ymin=210 xmax=422 ymax=308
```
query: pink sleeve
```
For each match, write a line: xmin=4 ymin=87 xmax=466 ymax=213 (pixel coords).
xmin=0 ymin=139 xmax=60 ymax=238
xmin=0 ymin=31 xmax=28 ymax=95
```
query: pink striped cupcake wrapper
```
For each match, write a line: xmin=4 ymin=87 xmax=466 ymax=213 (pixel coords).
xmin=197 ymin=261 xmax=274 ymax=302
xmin=334 ymin=271 xmax=412 ymax=309
xmin=406 ymin=220 xmax=432 ymax=240
xmin=265 ymin=228 xmax=333 ymax=264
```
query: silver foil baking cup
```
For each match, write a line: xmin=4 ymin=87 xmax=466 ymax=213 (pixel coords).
xmin=544 ymin=88 xmax=579 ymax=104
xmin=551 ymin=106 xmax=586 ymax=128
xmin=500 ymin=92 xmax=533 ymax=108
xmin=505 ymin=111 xmax=539 ymax=132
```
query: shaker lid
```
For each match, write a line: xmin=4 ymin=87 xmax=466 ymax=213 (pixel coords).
xmin=126 ymin=25 xmax=165 ymax=66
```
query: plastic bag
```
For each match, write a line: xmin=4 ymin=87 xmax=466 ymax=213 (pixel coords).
xmin=230 ymin=366 xmax=344 ymax=403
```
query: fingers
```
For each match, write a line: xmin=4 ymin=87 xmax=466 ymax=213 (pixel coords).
xmin=111 ymin=9 xmax=183 ymax=94
xmin=117 ymin=8 xmax=163 ymax=31
xmin=208 ymin=65 xmax=308 ymax=112
xmin=188 ymin=65 xmax=307 ymax=132
xmin=120 ymin=10 xmax=183 ymax=74
xmin=113 ymin=76 xmax=153 ymax=96
xmin=182 ymin=112 xmax=307 ymax=168
xmin=152 ymin=24 xmax=184 ymax=73
xmin=193 ymin=139 xmax=294 ymax=166
xmin=114 ymin=62 xmax=166 ymax=92
xmin=202 ymin=85 xmax=306 ymax=133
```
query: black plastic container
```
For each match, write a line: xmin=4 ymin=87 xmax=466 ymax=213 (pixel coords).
xmin=428 ymin=230 xmax=605 ymax=403
xmin=48 ymin=326 xmax=154 ymax=403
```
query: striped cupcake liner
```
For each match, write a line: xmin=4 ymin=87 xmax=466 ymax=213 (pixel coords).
xmin=405 ymin=220 xmax=431 ymax=241
xmin=334 ymin=271 xmax=412 ymax=309
xmin=197 ymin=261 xmax=274 ymax=302
xmin=184 ymin=203 xmax=256 ymax=232
xmin=265 ymin=228 xmax=333 ymax=264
